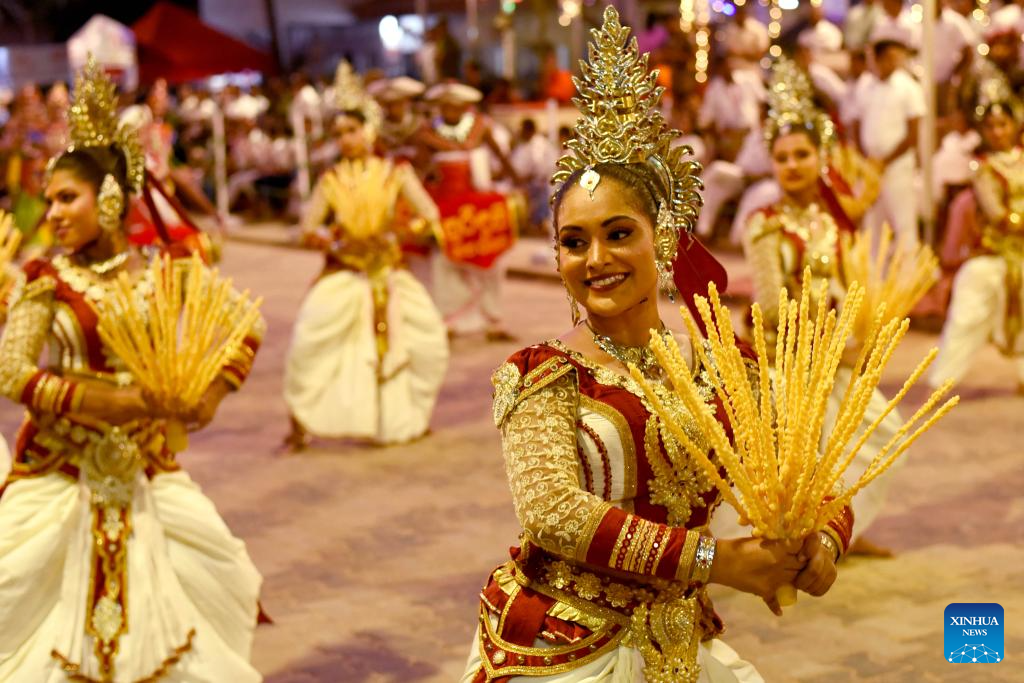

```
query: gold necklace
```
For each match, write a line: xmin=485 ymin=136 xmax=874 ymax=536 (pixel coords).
xmin=82 ymin=251 xmax=129 ymax=275
xmin=586 ymin=319 xmax=670 ymax=377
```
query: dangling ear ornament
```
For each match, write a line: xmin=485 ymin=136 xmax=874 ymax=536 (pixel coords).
xmin=97 ymin=173 xmax=124 ymax=234
xmin=579 ymin=167 xmax=601 ymax=199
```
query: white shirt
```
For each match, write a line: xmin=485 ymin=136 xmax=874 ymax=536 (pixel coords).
xmin=735 ymin=126 xmax=772 ymax=177
xmin=723 ymin=17 xmax=770 ymax=60
xmin=699 ymin=71 xmax=765 ymax=132
xmin=855 ymin=69 xmax=926 ymax=160
xmin=933 ymin=8 xmax=978 ymax=82
xmin=871 ymin=9 xmax=922 ymax=50
xmin=798 ymin=20 xmax=844 ymax=54
xmin=840 ymin=71 xmax=872 ymax=129
xmin=510 ymin=134 xmax=558 ymax=182
xmin=844 ymin=2 xmax=883 ymax=50
xmin=809 ymin=62 xmax=848 ymax=105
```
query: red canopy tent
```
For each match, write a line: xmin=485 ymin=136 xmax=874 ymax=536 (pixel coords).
xmin=132 ymin=2 xmax=277 ymax=84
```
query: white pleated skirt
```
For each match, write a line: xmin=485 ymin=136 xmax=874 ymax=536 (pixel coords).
xmin=0 ymin=470 xmax=262 ymax=682
xmin=284 ymin=268 xmax=449 ymax=444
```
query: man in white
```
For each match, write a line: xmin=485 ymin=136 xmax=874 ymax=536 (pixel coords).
xmin=872 ymin=0 xmax=922 ymax=50
xmin=853 ymin=26 xmax=926 ymax=245
xmin=722 ymin=3 xmax=770 ymax=74
xmin=933 ymin=0 xmax=978 ymax=85
xmin=696 ymin=55 xmax=768 ymax=239
xmin=509 ymin=118 xmax=558 ymax=231
xmin=844 ymin=0 xmax=883 ymax=51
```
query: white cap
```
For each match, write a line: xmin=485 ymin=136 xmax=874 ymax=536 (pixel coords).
xmin=225 ymin=94 xmax=268 ymax=120
xmin=119 ymin=104 xmax=153 ymax=132
xmin=423 ymin=82 xmax=483 ymax=104
xmin=367 ymin=76 xmax=425 ymax=102
xmin=869 ymin=22 xmax=915 ymax=50
xmin=986 ymin=5 xmax=1023 ymax=39
xmin=797 ymin=26 xmax=841 ymax=53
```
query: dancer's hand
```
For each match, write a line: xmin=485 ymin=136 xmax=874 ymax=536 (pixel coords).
xmin=77 ymin=380 xmax=150 ymax=425
xmin=710 ymin=537 xmax=804 ymax=616
xmin=181 ymin=377 xmax=233 ymax=431
xmin=793 ymin=533 xmax=838 ymax=598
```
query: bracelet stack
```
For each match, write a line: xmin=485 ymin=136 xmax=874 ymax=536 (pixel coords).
xmin=692 ymin=535 xmax=716 ymax=585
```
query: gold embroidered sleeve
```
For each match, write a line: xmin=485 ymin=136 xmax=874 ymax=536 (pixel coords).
xmin=301 ymin=178 xmax=332 ymax=237
xmin=0 ymin=278 xmax=56 ymax=402
xmin=973 ymin=162 xmax=1007 ymax=226
xmin=500 ymin=372 xmax=610 ymax=562
xmin=743 ymin=212 xmax=784 ymax=323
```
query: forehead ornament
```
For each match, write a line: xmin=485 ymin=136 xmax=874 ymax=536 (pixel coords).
xmin=579 ymin=167 xmax=601 ymax=199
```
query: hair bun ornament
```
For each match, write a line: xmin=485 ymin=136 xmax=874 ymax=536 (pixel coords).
xmin=974 ymin=58 xmax=1023 ymax=124
xmin=333 ymin=60 xmax=383 ymax=136
xmin=552 ymin=5 xmax=702 ymax=239
xmin=64 ymin=54 xmax=144 ymax=194
xmin=764 ymin=56 xmax=834 ymax=151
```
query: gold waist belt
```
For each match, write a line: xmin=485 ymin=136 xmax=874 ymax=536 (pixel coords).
xmin=505 ymin=554 xmax=706 ymax=683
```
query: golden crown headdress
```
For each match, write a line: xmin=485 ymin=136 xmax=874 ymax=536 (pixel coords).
xmin=552 ymin=6 xmax=702 ymax=294
xmin=333 ymin=61 xmax=383 ymax=135
xmin=764 ymin=57 xmax=835 ymax=150
xmin=974 ymin=59 xmax=1023 ymax=124
xmin=64 ymin=55 xmax=145 ymax=194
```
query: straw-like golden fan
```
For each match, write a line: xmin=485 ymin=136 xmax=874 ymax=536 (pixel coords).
xmin=96 ymin=252 xmax=263 ymax=451
xmin=841 ymin=224 xmax=939 ymax=344
xmin=631 ymin=269 xmax=957 ymax=606
xmin=0 ymin=211 xmax=22 ymax=299
xmin=320 ymin=157 xmax=403 ymax=241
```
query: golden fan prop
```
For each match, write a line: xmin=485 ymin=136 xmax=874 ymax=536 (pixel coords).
xmin=841 ymin=224 xmax=939 ymax=345
xmin=0 ymin=211 xmax=22 ymax=297
xmin=631 ymin=269 xmax=958 ymax=607
xmin=97 ymin=252 xmax=262 ymax=452
xmin=320 ymin=157 xmax=402 ymax=241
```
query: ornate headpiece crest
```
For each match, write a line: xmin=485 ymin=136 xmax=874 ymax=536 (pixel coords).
xmin=333 ymin=61 xmax=383 ymax=135
xmin=65 ymin=55 xmax=144 ymax=194
xmin=764 ymin=57 xmax=834 ymax=151
xmin=974 ymin=59 xmax=1023 ymax=124
xmin=553 ymin=6 xmax=702 ymax=293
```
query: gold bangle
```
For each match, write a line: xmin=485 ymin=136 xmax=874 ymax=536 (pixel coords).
xmin=676 ymin=530 xmax=700 ymax=582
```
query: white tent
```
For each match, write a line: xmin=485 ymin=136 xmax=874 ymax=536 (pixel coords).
xmin=67 ymin=14 xmax=138 ymax=90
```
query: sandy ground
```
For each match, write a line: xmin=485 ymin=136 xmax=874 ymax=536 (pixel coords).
xmin=1 ymin=241 xmax=1021 ymax=682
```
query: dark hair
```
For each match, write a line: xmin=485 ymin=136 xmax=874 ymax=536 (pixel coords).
xmin=50 ymin=146 xmax=130 ymax=215
xmin=977 ymin=102 xmax=1021 ymax=129
xmin=337 ymin=109 xmax=367 ymax=124
xmin=552 ymin=162 xmax=662 ymax=228
xmin=521 ymin=118 xmax=537 ymax=135
xmin=872 ymin=40 xmax=907 ymax=60
xmin=770 ymin=123 xmax=822 ymax=151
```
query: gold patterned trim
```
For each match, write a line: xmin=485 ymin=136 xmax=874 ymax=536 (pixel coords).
xmin=478 ymin=602 xmax=626 ymax=679
xmin=52 ymin=628 xmax=196 ymax=683
xmin=491 ymin=362 xmax=522 ymax=427
xmin=20 ymin=275 xmax=57 ymax=302
xmin=492 ymin=355 xmax=575 ymax=428
xmin=574 ymin=500 xmax=612 ymax=563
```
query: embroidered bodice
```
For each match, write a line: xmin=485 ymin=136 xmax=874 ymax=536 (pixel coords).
xmin=0 ymin=253 xmax=263 ymax=487
xmin=974 ymin=147 xmax=1024 ymax=257
xmin=744 ymin=201 xmax=844 ymax=323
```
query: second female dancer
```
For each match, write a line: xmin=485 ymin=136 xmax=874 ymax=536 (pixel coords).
xmin=283 ymin=63 xmax=449 ymax=450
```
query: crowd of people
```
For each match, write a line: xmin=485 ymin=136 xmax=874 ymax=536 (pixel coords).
xmin=0 ymin=0 xmax=1020 ymax=680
